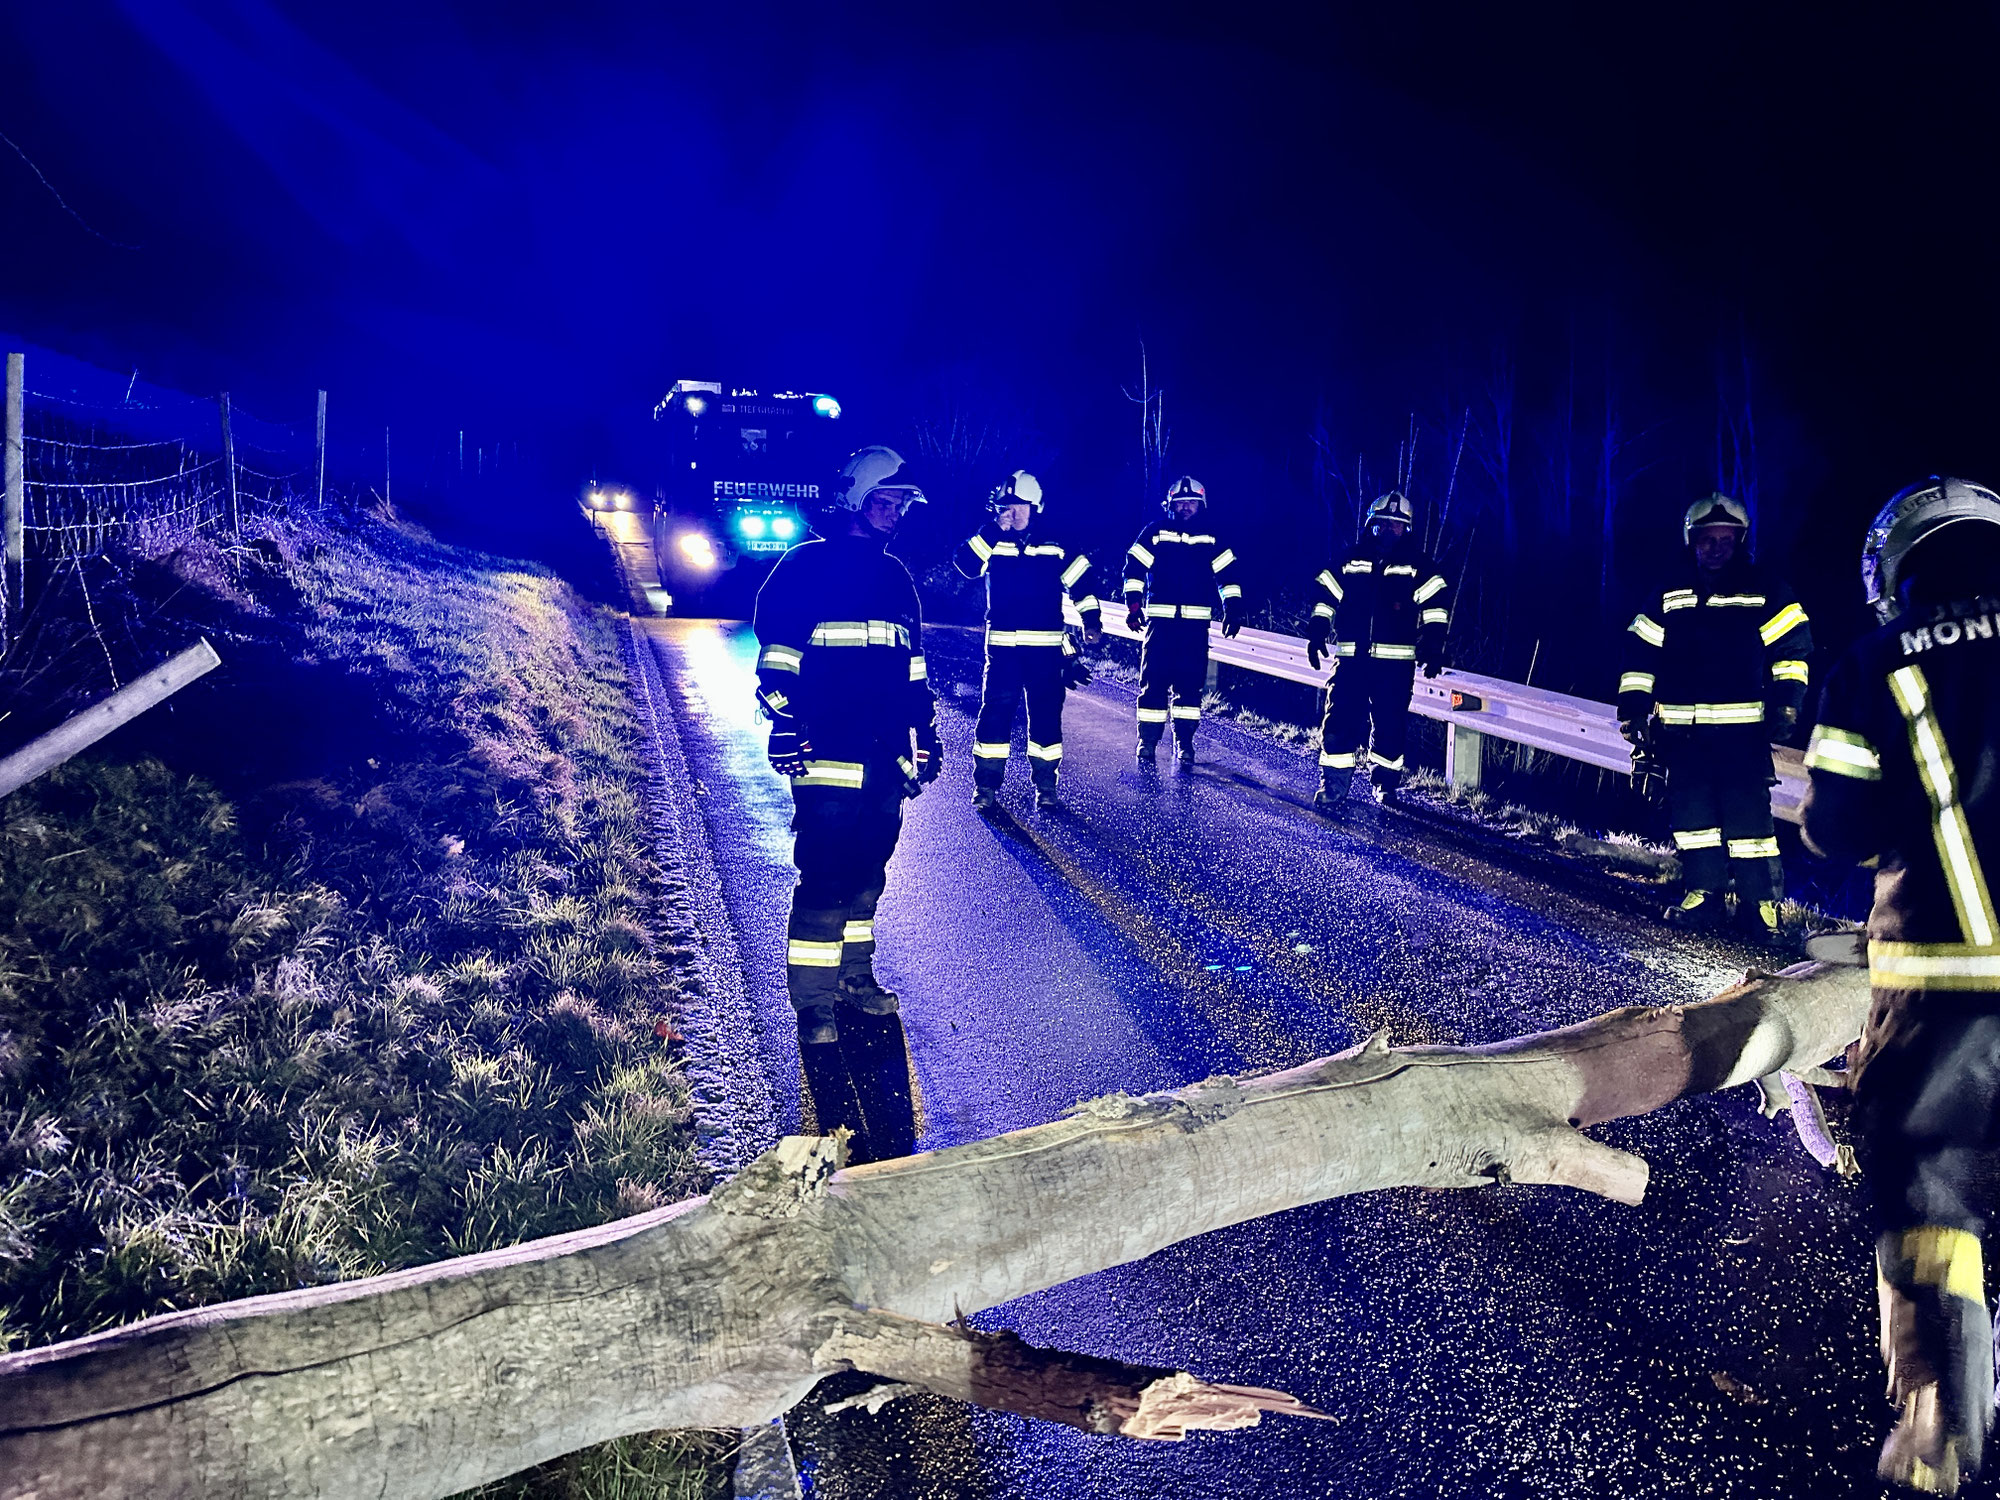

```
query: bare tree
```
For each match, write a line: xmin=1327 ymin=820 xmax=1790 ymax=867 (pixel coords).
xmin=1473 ymin=346 xmax=1518 ymax=561
xmin=1123 ymin=343 xmax=1170 ymax=514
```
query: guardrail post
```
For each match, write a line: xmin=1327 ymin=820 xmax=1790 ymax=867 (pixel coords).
xmin=4 ymin=352 xmax=23 ymax=636
xmin=1446 ymin=723 xmax=1483 ymax=795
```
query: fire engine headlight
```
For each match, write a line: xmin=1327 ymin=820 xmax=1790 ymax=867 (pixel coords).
xmin=585 ymin=490 xmax=608 ymax=510
xmin=685 ymin=396 xmax=707 ymax=417
xmin=771 ymin=516 xmax=797 ymax=539
xmin=739 ymin=515 xmax=768 ymax=538
xmin=612 ymin=491 xmax=633 ymax=511
xmin=812 ymin=395 xmax=841 ymax=419
xmin=676 ymin=531 xmax=718 ymax=569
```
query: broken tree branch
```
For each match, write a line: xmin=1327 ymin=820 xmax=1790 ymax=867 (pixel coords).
xmin=0 ymin=962 xmax=1870 ymax=1500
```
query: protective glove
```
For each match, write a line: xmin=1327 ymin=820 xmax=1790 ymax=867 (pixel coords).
xmin=1421 ymin=656 xmax=1443 ymax=681
xmin=1305 ymin=623 xmax=1330 ymax=673
xmin=1125 ymin=600 xmax=1147 ymax=632
xmin=1082 ymin=619 xmax=1104 ymax=647
xmin=1220 ymin=603 xmax=1243 ymax=639
xmin=1765 ymin=702 xmax=1799 ymax=740
xmin=1062 ymin=653 xmax=1093 ymax=689
xmin=1617 ymin=718 xmax=1646 ymax=748
xmin=768 ymin=726 xmax=811 ymax=778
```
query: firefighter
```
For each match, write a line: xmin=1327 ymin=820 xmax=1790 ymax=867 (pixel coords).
xmin=1618 ymin=493 xmax=1811 ymax=941
xmin=751 ymin=444 xmax=940 ymax=1158
xmin=1305 ymin=490 xmax=1450 ymax=808
xmin=1799 ymin=477 xmax=2000 ymax=1494
xmin=1122 ymin=475 xmax=1244 ymax=767
xmin=953 ymin=470 xmax=1102 ymax=812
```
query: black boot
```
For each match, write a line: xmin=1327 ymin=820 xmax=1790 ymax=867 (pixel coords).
xmin=838 ymin=971 xmax=900 ymax=1015
xmin=1173 ymin=731 xmax=1197 ymax=772
xmin=1136 ymin=727 xmax=1162 ymax=764
xmin=1314 ymin=768 xmax=1351 ymax=812
xmin=796 ymin=1003 xmax=839 ymax=1045
xmin=1666 ymin=890 xmax=1725 ymax=931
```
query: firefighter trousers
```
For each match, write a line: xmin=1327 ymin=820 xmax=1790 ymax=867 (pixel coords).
xmin=785 ymin=758 xmax=907 ymax=1015
xmin=973 ymin=644 xmax=1065 ymax=790
xmin=1318 ymin=655 xmax=1416 ymax=791
xmin=1663 ymin=729 xmax=1779 ymax=899
xmin=1853 ymin=997 xmax=2000 ymax=1472
xmin=1138 ymin=617 xmax=1209 ymax=751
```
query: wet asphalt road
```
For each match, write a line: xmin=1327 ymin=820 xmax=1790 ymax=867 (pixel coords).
xmin=638 ymin=613 xmax=1923 ymax=1500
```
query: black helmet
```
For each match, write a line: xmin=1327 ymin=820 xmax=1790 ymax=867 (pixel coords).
xmin=1861 ymin=477 xmax=2000 ymax=622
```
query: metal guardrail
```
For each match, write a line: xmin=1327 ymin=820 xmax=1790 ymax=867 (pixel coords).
xmin=1097 ymin=613 xmax=1810 ymax=826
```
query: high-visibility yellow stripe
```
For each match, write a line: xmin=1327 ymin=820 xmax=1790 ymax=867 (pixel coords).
xmin=1770 ymin=659 xmax=1809 ymax=683
xmin=842 ymin=920 xmax=874 ymax=943
xmin=1217 ymin=585 xmax=1242 ymax=600
xmin=1673 ymin=827 xmax=1723 ymax=851
xmin=1805 ymin=724 xmax=1880 ymax=780
xmin=1720 ymin=840 xmax=1784 ymax=864
xmin=1383 ymin=564 xmax=1417 ymax=576
xmin=761 ymin=688 xmax=790 ymax=713
xmin=1127 ymin=543 xmax=1156 ymax=567
xmin=810 ymin=620 xmax=911 ymax=648
xmin=1661 ymin=589 xmax=1699 ymax=612
xmin=1629 ymin=614 xmax=1666 ymax=648
xmin=1335 ymin=641 xmax=1358 ymax=656
xmin=1024 ymin=544 xmax=1065 ymax=557
xmin=787 ymin=939 xmax=842 ymax=968
xmin=1144 ymin=602 xmax=1178 ymax=618
xmin=1343 ymin=560 xmax=1374 ymax=574
xmin=1369 ymin=751 xmax=1405 ymax=770
xmin=796 ymin=760 xmax=866 ymax=788
xmin=1414 ymin=575 xmax=1447 ymax=604
xmin=1905 ymin=1226 xmax=1985 ymax=1303
xmin=1170 ymin=705 xmax=1202 ymax=720
xmin=1182 ymin=604 xmax=1215 ymax=618
xmin=1419 ymin=608 xmax=1449 ymax=626
xmin=987 ymin=629 xmax=1067 ymax=647
xmin=1891 ymin=663 xmax=1998 ymax=948
xmin=1317 ymin=569 xmax=1341 ymax=595
xmin=1619 ymin=671 xmax=1656 ymax=695
xmin=1760 ymin=602 xmax=1809 ymax=645
xmin=1026 ymin=741 xmax=1063 ymax=760
xmin=989 ymin=541 xmax=1021 ymax=556
xmin=760 ymin=644 xmax=803 ymax=673
xmin=1136 ymin=707 xmax=1170 ymax=723
xmin=1210 ymin=549 xmax=1237 ymax=572
xmin=1319 ymin=750 xmax=1358 ymax=768
xmin=1312 ymin=602 xmax=1335 ymax=618
xmin=909 ymin=656 xmax=928 ymax=681
xmin=1706 ymin=593 xmax=1768 ymax=608
xmin=1656 ymin=701 xmax=1764 ymax=725
xmin=968 ymin=534 xmax=994 ymax=562
xmin=1061 ymin=556 xmax=1091 ymax=587
xmin=972 ymin=741 xmax=1011 ymax=759
xmin=1370 ymin=643 xmax=1417 ymax=660
xmin=1124 ymin=579 xmax=1145 ymax=593
xmin=1871 ymin=941 xmax=2000 ymax=990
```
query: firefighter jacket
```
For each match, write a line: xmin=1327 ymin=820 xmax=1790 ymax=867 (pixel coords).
xmin=1803 ymin=596 xmax=2000 ymax=988
xmin=952 ymin=522 xmax=1101 ymax=647
xmin=1617 ymin=559 xmax=1811 ymax=730
xmin=1306 ymin=534 xmax=1450 ymax=665
xmin=752 ymin=533 xmax=938 ymax=784
xmin=1121 ymin=518 xmax=1242 ymax=621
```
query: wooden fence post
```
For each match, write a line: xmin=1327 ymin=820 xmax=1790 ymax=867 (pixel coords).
xmin=4 ymin=352 xmax=23 ymax=636
xmin=384 ymin=425 xmax=392 ymax=511
xmin=0 ymin=639 xmax=221 ymax=799
xmin=315 ymin=390 xmax=327 ymax=512
xmin=218 ymin=392 xmax=239 ymax=534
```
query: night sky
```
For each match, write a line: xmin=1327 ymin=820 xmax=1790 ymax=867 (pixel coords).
xmin=3 ymin=2 xmax=1996 ymax=662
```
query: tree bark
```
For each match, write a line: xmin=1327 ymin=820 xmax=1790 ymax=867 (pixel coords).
xmin=0 ymin=962 xmax=1868 ymax=1500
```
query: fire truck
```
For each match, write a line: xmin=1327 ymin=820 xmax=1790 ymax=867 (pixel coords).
xmin=649 ymin=379 xmax=846 ymax=612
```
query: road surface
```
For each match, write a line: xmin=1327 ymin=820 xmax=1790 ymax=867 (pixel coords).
xmin=607 ymin=525 xmax=1898 ymax=1498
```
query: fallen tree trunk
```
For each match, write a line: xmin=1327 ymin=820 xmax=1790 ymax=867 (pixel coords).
xmin=0 ymin=962 xmax=1869 ymax=1499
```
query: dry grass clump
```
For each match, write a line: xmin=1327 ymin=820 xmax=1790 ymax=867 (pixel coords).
xmin=0 ymin=517 xmax=707 ymax=1366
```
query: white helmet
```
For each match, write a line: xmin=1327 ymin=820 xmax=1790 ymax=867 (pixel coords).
xmin=1862 ymin=477 xmax=2000 ymax=622
xmin=988 ymin=470 xmax=1044 ymax=511
xmin=833 ymin=446 xmax=926 ymax=514
xmin=1366 ymin=490 xmax=1416 ymax=531
xmin=1163 ymin=475 xmax=1206 ymax=512
xmin=1682 ymin=492 xmax=1750 ymax=545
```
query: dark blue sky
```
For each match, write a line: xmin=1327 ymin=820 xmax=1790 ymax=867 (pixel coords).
xmin=3 ymin=2 xmax=1996 ymax=585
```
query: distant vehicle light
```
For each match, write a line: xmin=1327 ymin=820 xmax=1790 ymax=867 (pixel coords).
xmin=812 ymin=395 xmax=842 ymax=419
xmin=585 ymin=489 xmax=609 ymax=510
xmin=771 ymin=516 xmax=797 ymax=539
xmin=676 ymin=531 xmax=718 ymax=569
xmin=739 ymin=514 xmax=768 ymax=538
xmin=685 ymin=396 xmax=708 ymax=416
xmin=612 ymin=491 xmax=634 ymax=511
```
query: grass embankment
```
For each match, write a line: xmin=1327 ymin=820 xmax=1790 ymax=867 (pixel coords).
xmin=0 ymin=515 xmax=728 ymax=1496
